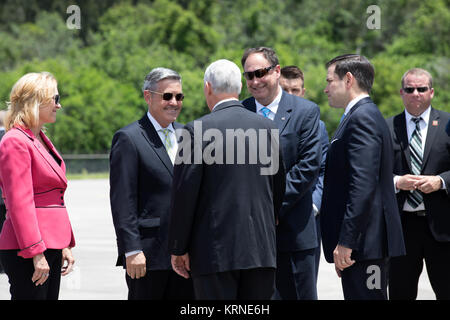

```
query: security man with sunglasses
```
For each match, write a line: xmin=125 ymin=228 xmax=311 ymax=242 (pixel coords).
xmin=386 ymin=68 xmax=450 ymax=300
xmin=109 ymin=67 xmax=194 ymax=300
xmin=241 ymin=47 xmax=322 ymax=300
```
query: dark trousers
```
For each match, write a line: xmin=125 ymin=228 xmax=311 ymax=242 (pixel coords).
xmin=126 ymin=269 xmax=194 ymax=300
xmin=275 ymin=249 xmax=317 ymax=300
xmin=389 ymin=214 xmax=450 ymax=300
xmin=0 ymin=249 xmax=62 ymax=300
xmin=314 ymin=215 xmax=321 ymax=284
xmin=193 ymin=268 xmax=275 ymax=300
xmin=0 ymin=204 xmax=6 ymax=273
xmin=341 ymin=258 xmax=389 ymax=300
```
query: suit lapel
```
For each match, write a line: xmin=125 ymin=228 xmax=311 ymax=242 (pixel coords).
xmin=393 ymin=112 xmax=412 ymax=172
xmin=16 ymin=127 xmax=67 ymax=185
xmin=422 ymin=107 xmax=439 ymax=169
xmin=274 ymin=92 xmax=292 ymax=134
xmin=332 ymin=97 xmax=371 ymax=140
xmin=138 ymin=115 xmax=173 ymax=175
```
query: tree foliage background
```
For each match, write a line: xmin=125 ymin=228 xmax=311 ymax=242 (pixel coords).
xmin=0 ymin=0 xmax=449 ymax=153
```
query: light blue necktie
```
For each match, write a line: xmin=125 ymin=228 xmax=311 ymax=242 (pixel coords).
xmin=261 ymin=107 xmax=272 ymax=119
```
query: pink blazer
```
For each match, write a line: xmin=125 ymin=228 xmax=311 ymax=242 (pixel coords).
xmin=0 ymin=126 xmax=75 ymax=258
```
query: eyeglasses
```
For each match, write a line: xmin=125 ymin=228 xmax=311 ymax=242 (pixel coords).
xmin=243 ymin=65 xmax=276 ymax=80
xmin=54 ymin=94 xmax=60 ymax=105
xmin=403 ymin=87 xmax=429 ymax=94
xmin=148 ymin=90 xmax=184 ymax=101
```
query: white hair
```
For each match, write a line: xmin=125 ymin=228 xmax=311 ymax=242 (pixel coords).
xmin=204 ymin=59 xmax=242 ymax=95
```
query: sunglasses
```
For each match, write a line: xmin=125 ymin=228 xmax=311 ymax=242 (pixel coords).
xmin=403 ymin=87 xmax=429 ymax=94
xmin=148 ymin=90 xmax=184 ymax=101
xmin=54 ymin=94 xmax=60 ymax=105
xmin=243 ymin=65 xmax=276 ymax=80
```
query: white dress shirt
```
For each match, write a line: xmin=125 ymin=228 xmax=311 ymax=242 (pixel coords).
xmin=255 ymin=86 xmax=283 ymax=121
xmin=147 ymin=111 xmax=178 ymax=164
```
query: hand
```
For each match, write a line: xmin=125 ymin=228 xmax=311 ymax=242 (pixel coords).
xmin=126 ymin=252 xmax=146 ymax=279
xmin=333 ymin=244 xmax=355 ymax=273
xmin=396 ymin=174 xmax=422 ymax=191
xmin=61 ymin=248 xmax=75 ymax=276
xmin=415 ymin=175 xmax=442 ymax=194
xmin=32 ymin=253 xmax=50 ymax=286
xmin=171 ymin=254 xmax=190 ymax=279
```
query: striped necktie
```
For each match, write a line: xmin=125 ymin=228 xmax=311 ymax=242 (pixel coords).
xmin=261 ymin=107 xmax=272 ymax=119
xmin=407 ymin=117 xmax=423 ymax=208
xmin=159 ymin=128 xmax=172 ymax=152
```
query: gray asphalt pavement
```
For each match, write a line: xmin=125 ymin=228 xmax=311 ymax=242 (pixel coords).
xmin=0 ymin=179 xmax=435 ymax=300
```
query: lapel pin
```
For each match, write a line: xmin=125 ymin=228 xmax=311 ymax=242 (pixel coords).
xmin=281 ymin=117 xmax=285 ymax=121
xmin=432 ymin=120 xmax=438 ymax=126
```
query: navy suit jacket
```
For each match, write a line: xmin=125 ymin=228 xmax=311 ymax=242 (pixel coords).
xmin=242 ymin=91 xmax=321 ymax=251
xmin=386 ymin=107 xmax=450 ymax=241
xmin=312 ymin=121 xmax=329 ymax=212
xmin=321 ymin=97 xmax=406 ymax=263
xmin=110 ymin=114 xmax=183 ymax=270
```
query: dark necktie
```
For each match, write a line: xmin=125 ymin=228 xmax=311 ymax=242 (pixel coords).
xmin=407 ymin=117 xmax=423 ymax=208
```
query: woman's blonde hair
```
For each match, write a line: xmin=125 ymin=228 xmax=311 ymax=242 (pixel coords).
xmin=5 ymin=72 xmax=57 ymax=131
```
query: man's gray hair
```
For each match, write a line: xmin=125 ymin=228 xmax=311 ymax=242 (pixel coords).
xmin=142 ymin=67 xmax=181 ymax=92
xmin=204 ymin=59 xmax=242 ymax=95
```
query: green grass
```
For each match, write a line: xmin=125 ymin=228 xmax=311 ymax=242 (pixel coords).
xmin=66 ymin=172 xmax=109 ymax=180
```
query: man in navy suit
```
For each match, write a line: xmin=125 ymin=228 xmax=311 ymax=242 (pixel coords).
xmin=110 ymin=67 xmax=194 ymax=300
xmin=241 ymin=47 xmax=321 ymax=300
xmin=168 ymin=59 xmax=285 ymax=299
xmin=387 ymin=68 xmax=450 ymax=300
xmin=280 ymin=65 xmax=329 ymax=285
xmin=321 ymin=54 xmax=405 ymax=300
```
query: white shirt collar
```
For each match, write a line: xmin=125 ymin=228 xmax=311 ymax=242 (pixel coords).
xmin=212 ymin=98 xmax=239 ymax=111
xmin=255 ymin=86 xmax=283 ymax=114
xmin=146 ymin=111 xmax=175 ymax=132
xmin=344 ymin=94 xmax=370 ymax=116
xmin=404 ymin=105 xmax=431 ymax=126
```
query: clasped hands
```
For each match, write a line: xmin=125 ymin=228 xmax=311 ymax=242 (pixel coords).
xmin=396 ymin=174 xmax=442 ymax=194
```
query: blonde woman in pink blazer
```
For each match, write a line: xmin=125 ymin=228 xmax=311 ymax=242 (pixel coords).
xmin=0 ymin=72 xmax=75 ymax=300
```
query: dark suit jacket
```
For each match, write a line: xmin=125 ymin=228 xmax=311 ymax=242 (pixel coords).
xmin=386 ymin=107 xmax=450 ymax=242
xmin=321 ymin=97 xmax=406 ymax=263
xmin=312 ymin=121 xmax=329 ymax=212
xmin=168 ymin=100 xmax=286 ymax=277
xmin=242 ymin=92 xmax=321 ymax=251
xmin=110 ymin=114 xmax=183 ymax=270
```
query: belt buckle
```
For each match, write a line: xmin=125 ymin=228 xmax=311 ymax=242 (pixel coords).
xmin=415 ymin=210 xmax=426 ymax=217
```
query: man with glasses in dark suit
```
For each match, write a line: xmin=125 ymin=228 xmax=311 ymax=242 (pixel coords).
xmin=110 ymin=67 xmax=194 ymax=300
xmin=387 ymin=68 xmax=450 ymax=300
xmin=241 ymin=47 xmax=322 ymax=300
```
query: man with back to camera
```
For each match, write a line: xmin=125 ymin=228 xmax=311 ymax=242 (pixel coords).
xmin=280 ymin=65 xmax=329 ymax=285
xmin=241 ymin=47 xmax=322 ymax=300
xmin=321 ymin=54 xmax=405 ymax=300
xmin=168 ymin=59 xmax=286 ymax=299
xmin=387 ymin=68 xmax=450 ymax=300
xmin=110 ymin=67 xmax=194 ymax=300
